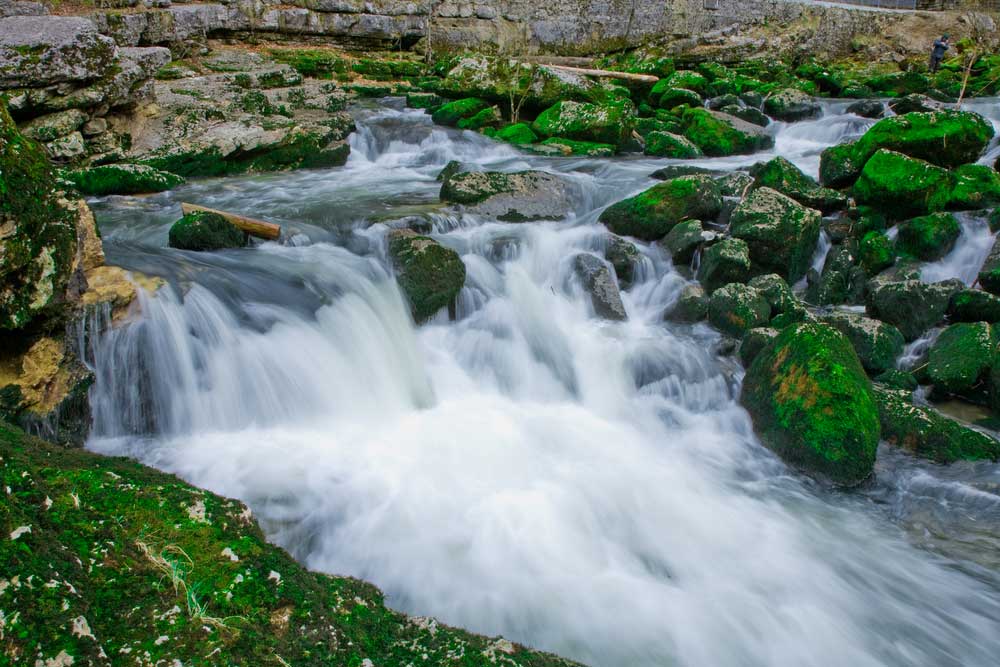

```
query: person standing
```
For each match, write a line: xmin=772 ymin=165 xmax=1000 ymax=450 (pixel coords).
xmin=930 ymin=34 xmax=950 ymax=73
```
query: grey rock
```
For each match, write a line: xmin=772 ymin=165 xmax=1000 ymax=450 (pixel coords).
xmin=21 ymin=109 xmax=87 ymax=142
xmin=0 ymin=0 xmax=47 ymax=17
xmin=0 ymin=16 xmax=117 ymax=88
xmin=573 ymin=253 xmax=627 ymax=321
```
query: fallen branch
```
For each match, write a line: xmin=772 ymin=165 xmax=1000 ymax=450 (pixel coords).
xmin=537 ymin=64 xmax=659 ymax=84
xmin=956 ymin=50 xmax=977 ymax=109
xmin=180 ymin=202 xmax=281 ymax=241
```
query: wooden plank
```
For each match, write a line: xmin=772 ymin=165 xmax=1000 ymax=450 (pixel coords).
xmin=179 ymin=202 xmax=281 ymax=241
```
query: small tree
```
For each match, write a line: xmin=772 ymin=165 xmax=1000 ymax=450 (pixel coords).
xmin=490 ymin=57 xmax=538 ymax=125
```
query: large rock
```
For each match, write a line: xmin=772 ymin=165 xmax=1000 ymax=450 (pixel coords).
xmin=0 ymin=16 xmax=116 ymax=88
xmin=667 ymin=283 xmax=708 ymax=323
xmin=680 ymin=108 xmax=774 ymax=157
xmin=763 ymin=88 xmax=821 ymax=122
xmin=741 ymin=322 xmax=879 ymax=486
xmin=696 ymin=237 xmax=752 ymax=294
xmin=167 ymin=211 xmax=245 ymax=252
xmin=604 ymin=235 xmax=639 ymax=289
xmin=573 ymin=253 xmax=627 ymax=321
xmin=662 ymin=219 xmax=711 ymax=265
xmin=949 ymin=164 xmax=1000 ymax=211
xmin=531 ymin=100 xmax=635 ymax=148
xmin=853 ymin=150 xmax=954 ymax=218
xmin=598 ymin=175 xmax=722 ymax=241
xmin=927 ymin=322 xmax=995 ymax=397
xmin=949 ymin=289 xmax=1000 ymax=324
xmin=979 ymin=237 xmax=1000 ymax=295
xmin=0 ymin=101 xmax=76 ymax=330
xmin=439 ymin=170 xmax=572 ymax=222
xmin=644 ymin=131 xmax=703 ymax=158
xmin=708 ymin=283 xmax=770 ymax=337
xmin=895 ymin=212 xmax=959 ymax=261
xmin=821 ymin=311 xmax=905 ymax=374
xmin=747 ymin=273 xmax=798 ymax=316
xmin=866 ymin=278 xmax=963 ymax=341
xmin=430 ymin=97 xmax=491 ymax=126
xmin=749 ymin=157 xmax=846 ymax=214
xmin=729 ymin=187 xmax=821 ymax=284
xmin=819 ymin=141 xmax=864 ymax=189
xmin=807 ymin=243 xmax=866 ymax=306
xmin=388 ymin=229 xmax=466 ymax=323
xmin=64 ymin=164 xmax=185 ymax=196
xmin=875 ymin=386 xmax=1000 ymax=463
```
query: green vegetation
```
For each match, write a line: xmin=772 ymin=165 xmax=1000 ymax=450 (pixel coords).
xmin=598 ymin=175 xmax=722 ymax=241
xmin=729 ymin=187 xmax=821 ymax=284
xmin=62 ymin=164 xmax=185 ymax=197
xmin=388 ymin=231 xmax=466 ymax=323
xmin=168 ymin=211 xmax=246 ymax=252
xmin=853 ymin=150 xmax=954 ymax=218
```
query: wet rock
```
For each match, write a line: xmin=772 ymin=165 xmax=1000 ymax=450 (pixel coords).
xmin=708 ymin=283 xmax=770 ymax=337
xmin=406 ymin=92 xmax=446 ymax=110
xmin=749 ymin=157 xmax=847 ymax=214
xmin=430 ymin=97 xmax=491 ymax=126
xmin=605 ymin=235 xmax=639 ymax=289
xmin=845 ymin=99 xmax=884 ymax=119
xmin=643 ymin=131 xmax=702 ymax=158
xmin=440 ymin=170 xmax=572 ymax=222
xmin=819 ymin=141 xmax=863 ymax=189
xmin=807 ymin=243 xmax=866 ymax=306
xmin=927 ymin=322 xmax=995 ymax=397
xmin=537 ymin=138 xmax=615 ymax=156
xmin=949 ymin=164 xmax=1000 ymax=210
xmin=0 ymin=16 xmax=116 ymax=88
xmin=747 ymin=273 xmax=797 ymax=316
xmin=680 ymin=108 xmax=774 ymax=157
xmin=895 ymin=212 xmax=959 ymax=261
xmin=874 ymin=386 xmax=1000 ymax=463
xmin=388 ymin=229 xmax=466 ymax=323
xmin=979 ymin=237 xmax=1000 ymax=295
xmin=599 ymin=175 xmax=722 ymax=241
xmin=667 ymin=283 xmax=708 ymax=323
xmin=729 ymin=187 xmax=821 ymax=284
xmin=649 ymin=165 xmax=717 ymax=181
xmin=661 ymin=219 xmax=708 ymax=266
xmin=573 ymin=253 xmax=627 ymax=321
xmin=853 ymin=150 xmax=954 ymax=219
xmin=866 ymin=278 xmax=963 ymax=341
xmin=635 ymin=116 xmax=682 ymax=138
xmin=739 ymin=327 xmax=778 ymax=366
xmin=63 ymin=164 xmax=184 ymax=196
xmin=741 ymin=322 xmax=879 ymax=486
xmin=821 ymin=311 xmax=905 ymax=374
xmin=858 ymin=231 xmax=895 ymax=275
xmin=168 ymin=211 xmax=245 ymax=252
xmin=494 ymin=122 xmax=537 ymax=145
xmin=696 ymin=237 xmax=752 ymax=294
xmin=719 ymin=105 xmax=770 ymax=127
xmin=875 ymin=369 xmax=918 ymax=392
xmin=531 ymin=99 xmax=635 ymax=148
xmin=456 ymin=105 xmax=502 ymax=131
xmin=949 ymin=289 xmax=1000 ymax=324
xmin=655 ymin=87 xmax=702 ymax=110
xmin=715 ymin=171 xmax=754 ymax=198
xmin=888 ymin=94 xmax=941 ymax=115
xmin=763 ymin=88 xmax=821 ymax=122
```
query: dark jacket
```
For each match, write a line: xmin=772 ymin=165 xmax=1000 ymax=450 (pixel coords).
xmin=932 ymin=40 xmax=950 ymax=59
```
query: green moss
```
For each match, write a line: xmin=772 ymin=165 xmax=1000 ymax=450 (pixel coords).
xmin=654 ymin=87 xmax=702 ymax=110
xmin=858 ymin=231 xmax=895 ymax=274
xmin=664 ymin=70 xmax=708 ymax=95
xmin=949 ymin=289 xmax=1000 ymax=323
xmin=431 ymin=97 xmax=490 ymax=126
xmin=927 ymin=322 xmax=995 ymax=396
xmin=853 ymin=150 xmax=954 ymax=218
xmin=405 ymin=92 xmax=445 ymax=110
xmin=680 ymin=107 xmax=771 ymax=157
xmin=822 ymin=312 xmax=905 ymax=374
xmin=749 ymin=157 xmax=846 ymax=213
xmin=63 ymin=164 xmax=185 ymax=197
xmin=269 ymin=49 xmax=348 ymax=79
xmin=708 ymin=283 xmax=771 ymax=337
xmin=874 ymin=369 xmax=918 ymax=391
xmin=168 ymin=211 xmax=245 ymax=252
xmin=856 ymin=110 xmax=994 ymax=169
xmin=696 ymin=238 xmax=752 ymax=293
xmin=598 ymin=175 xmax=722 ymax=241
xmin=456 ymin=106 xmax=501 ymax=131
xmin=388 ymin=231 xmax=466 ymax=323
xmin=729 ymin=187 xmax=821 ymax=284
xmin=494 ymin=122 xmax=538 ymax=145
xmin=531 ymin=99 xmax=635 ymax=148
xmin=818 ymin=141 xmax=863 ymax=189
xmin=874 ymin=386 xmax=1000 ymax=463
xmin=352 ymin=58 xmax=394 ymax=80
xmin=539 ymin=138 xmax=615 ymax=156
xmin=949 ymin=164 xmax=1000 ymax=210
xmin=865 ymin=70 xmax=930 ymax=96
xmin=741 ymin=322 xmax=880 ymax=486
xmin=643 ymin=131 xmax=703 ymax=158
xmin=895 ymin=212 xmax=960 ymax=260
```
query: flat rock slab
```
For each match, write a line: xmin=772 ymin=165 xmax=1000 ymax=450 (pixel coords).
xmin=0 ymin=16 xmax=117 ymax=88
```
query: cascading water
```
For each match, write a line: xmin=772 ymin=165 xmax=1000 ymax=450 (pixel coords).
xmin=84 ymin=102 xmax=1000 ymax=666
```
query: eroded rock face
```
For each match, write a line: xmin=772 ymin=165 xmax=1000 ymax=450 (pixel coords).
xmin=573 ymin=253 xmax=627 ymax=321
xmin=0 ymin=16 xmax=116 ymax=88
xmin=440 ymin=170 xmax=573 ymax=222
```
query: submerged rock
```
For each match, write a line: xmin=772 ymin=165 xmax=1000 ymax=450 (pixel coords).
xmin=742 ymin=322 xmax=879 ymax=486
xmin=167 ymin=211 xmax=245 ymax=252
xmin=599 ymin=175 xmax=722 ymax=241
xmin=573 ymin=253 xmax=627 ymax=321
xmin=63 ymin=164 xmax=185 ymax=196
xmin=440 ymin=170 xmax=572 ymax=222
xmin=729 ymin=187 xmax=821 ymax=284
xmin=388 ymin=229 xmax=466 ymax=323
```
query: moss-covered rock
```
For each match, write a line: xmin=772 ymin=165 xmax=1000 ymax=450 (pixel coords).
xmin=729 ymin=187 xmax=821 ymax=284
xmin=895 ymin=212 xmax=960 ymax=261
xmin=949 ymin=289 xmax=1000 ymax=323
xmin=0 ymin=423 xmax=583 ymax=667
xmin=747 ymin=273 xmax=797 ymax=316
xmin=763 ymin=88 xmax=821 ymax=122
xmin=63 ymin=164 xmax=185 ymax=196
xmin=740 ymin=327 xmax=779 ymax=366
xmin=667 ymin=283 xmax=709 ymax=323
xmin=662 ymin=219 xmax=707 ymax=265
xmin=644 ymin=131 xmax=703 ymax=158
xmin=853 ymin=150 xmax=954 ymax=218
xmin=696 ymin=237 xmax=752 ymax=293
xmin=806 ymin=243 xmax=867 ymax=307
xmin=635 ymin=116 xmax=683 ymax=138
xmin=927 ymin=322 xmax=995 ymax=396
xmin=846 ymin=99 xmax=884 ymax=119
xmin=855 ymin=110 xmax=993 ymax=170
xmin=431 ymin=97 xmax=491 ymax=126
xmin=979 ymin=237 xmax=1000 ymax=295
xmin=406 ymin=92 xmax=447 ymax=110
xmin=538 ymin=137 xmax=616 ymax=157
xmin=456 ymin=106 xmax=502 ymax=131
xmin=875 ymin=368 xmax=918 ymax=391
xmin=440 ymin=170 xmax=571 ymax=221
xmin=531 ymin=99 xmax=635 ymax=148
xmin=605 ymin=235 xmax=639 ymax=289
xmin=866 ymin=278 xmax=963 ymax=340
xmin=948 ymin=164 xmax=1000 ymax=210
xmin=866 ymin=70 xmax=930 ymax=96
xmin=818 ymin=141 xmax=863 ymax=189
xmin=741 ymin=322 xmax=879 ymax=486
xmin=821 ymin=311 xmax=905 ymax=374
xmin=599 ymin=175 xmax=722 ymax=241
xmin=167 ymin=211 xmax=245 ymax=252
xmin=664 ymin=70 xmax=708 ymax=95
xmin=494 ymin=122 xmax=538 ymax=145
xmin=680 ymin=108 xmax=774 ymax=157
xmin=858 ymin=231 xmax=895 ymax=275
xmin=874 ymin=386 xmax=1000 ymax=463
xmin=720 ymin=105 xmax=770 ymax=127
xmin=656 ymin=87 xmax=702 ymax=110
xmin=0 ymin=101 xmax=76 ymax=331
xmin=388 ymin=229 xmax=466 ymax=323
xmin=708 ymin=283 xmax=771 ymax=337
xmin=749 ymin=157 xmax=846 ymax=214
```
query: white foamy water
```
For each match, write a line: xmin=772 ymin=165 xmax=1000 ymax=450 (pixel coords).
xmin=84 ymin=103 xmax=1000 ymax=667
xmin=921 ymin=213 xmax=997 ymax=285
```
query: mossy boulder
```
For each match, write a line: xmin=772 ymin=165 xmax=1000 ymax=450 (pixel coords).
xmin=635 ymin=116 xmax=683 ymax=138
xmin=680 ymin=108 xmax=774 ymax=157
xmin=895 ymin=212 xmax=960 ymax=260
xmin=763 ymin=88 xmax=821 ymax=122
xmin=456 ymin=106 xmax=502 ymax=131
xmin=167 ymin=211 xmax=245 ymax=252
xmin=729 ymin=187 xmax=821 ymax=284
xmin=949 ymin=289 xmax=1000 ymax=323
xmin=740 ymin=327 xmax=779 ymax=366
xmin=440 ymin=170 xmax=571 ymax=222
xmin=708 ymin=283 xmax=771 ymax=337
xmin=696 ymin=237 xmax=752 ymax=293
xmin=538 ymin=137 xmax=616 ymax=157
xmin=406 ymin=92 xmax=447 ymax=110
xmin=749 ymin=157 xmax=847 ymax=214
xmin=858 ymin=231 xmax=895 ymax=275
xmin=874 ymin=386 xmax=1000 ymax=463
xmin=875 ymin=369 xmax=918 ymax=391
xmin=807 ymin=243 xmax=866 ymax=307
xmin=388 ymin=229 xmax=466 ymax=323
xmin=598 ymin=175 xmax=722 ymax=241
xmin=866 ymin=70 xmax=930 ymax=96
xmin=866 ymin=278 xmax=963 ymax=340
xmin=948 ymin=164 xmax=1000 ymax=210
xmin=656 ymin=87 xmax=702 ymax=110
xmin=63 ymin=164 xmax=185 ymax=196
xmin=531 ymin=100 xmax=635 ymax=148
xmin=853 ymin=150 xmax=954 ymax=218
xmin=821 ymin=311 xmax=905 ymax=374
xmin=818 ymin=141 xmax=864 ymax=189
xmin=494 ymin=122 xmax=538 ymax=145
xmin=846 ymin=99 xmax=884 ymax=119
xmin=0 ymin=101 xmax=77 ymax=331
xmin=741 ymin=322 xmax=879 ymax=486
xmin=662 ymin=219 xmax=707 ymax=265
xmin=855 ymin=110 xmax=993 ymax=170
xmin=978 ymin=237 xmax=1000 ymax=295
xmin=431 ymin=97 xmax=491 ymax=126
xmin=664 ymin=70 xmax=708 ymax=95
xmin=927 ymin=322 xmax=995 ymax=396
xmin=644 ymin=131 xmax=703 ymax=158
xmin=747 ymin=273 xmax=797 ymax=316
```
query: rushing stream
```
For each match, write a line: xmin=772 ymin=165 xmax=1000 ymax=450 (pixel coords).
xmin=83 ymin=99 xmax=1000 ymax=666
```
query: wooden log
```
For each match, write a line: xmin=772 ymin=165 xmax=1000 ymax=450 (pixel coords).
xmin=537 ymin=64 xmax=659 ymax=84
xmin=179 ymin=202 xmax=281 ymax=241
xmin=519 ymin=56 xmax=598 ymax=68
